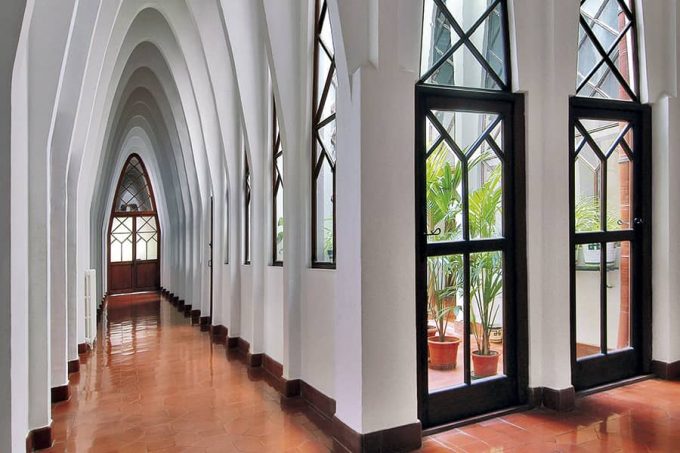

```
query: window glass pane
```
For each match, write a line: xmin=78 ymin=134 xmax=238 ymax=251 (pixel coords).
xmin=468 ymin=144 xmax=503 ymax=240
xmin=607 ymin=240 xmax=631 ymax=351
xmin=314 ymin=159 xmax=334 ymax=263
xmin=110 ymin=217 xmax=133 ymax=263
xmin=428 ymin=255 xmax=465 ymax=392
xmin=421 ymin=0 xmax=508 ymax=90
xmin=577 ymin=0 xmax=637 ymax=101
xmin=574 ymin=136 xmax=603 ymax=233
xmin=575 ymin=242 xmax=602 ymax=359
xmin=607 ymin=135 xmax=633 ymax=231
xmin=470 ymin=251 xmax=504 ymax=380
xmin=427 ymin=140 xmax=463 ymax=243
xmin=136 ymin=216 xmax=158 ymax=261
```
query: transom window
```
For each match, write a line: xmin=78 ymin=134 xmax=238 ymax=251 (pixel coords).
xmin=312 ymin=0 xmax=337 ymax=267
xmin=420 ymin=0 xmax=509 ymax=91
xmin=577 ymin=0 xmax=639 ymax=102
xmin=114 ymin=155 xmax=155 ymax=213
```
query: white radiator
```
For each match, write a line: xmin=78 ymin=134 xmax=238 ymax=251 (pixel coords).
xmin=84 ymin=269 xmax=97 ymax=343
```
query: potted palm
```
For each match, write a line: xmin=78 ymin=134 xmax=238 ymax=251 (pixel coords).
xmin=469 ymin=167 xmax=503 ymax=378
xmin=427 ymin=257 xmax=462 ymax=370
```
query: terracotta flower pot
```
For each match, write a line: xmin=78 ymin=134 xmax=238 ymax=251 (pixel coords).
xmin=428 ymin=336 xmax=461 ymax=370
xmin=472 ymin=350 xmax=500 ymax=378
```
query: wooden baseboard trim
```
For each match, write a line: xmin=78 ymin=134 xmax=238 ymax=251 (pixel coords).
xmin=227 ymin=337 xmax=239 ymax=348
xmin=77 ymin=343 xmax=90 ymax=355
xmin=652 ymin=360 xmax=680 ymax=380
xmin=67 ymin=359 xmax=80 ymax=374
xmin=177 ymin=299 xmax=185 ymax=311
xmin=26 ymin=423 xmax=52 ymax=452
xmin=191 ymin=310 xmax=201 ymax=325
xmin=332 ymin=417 xmax=422 ymax=453
xmin=51 ymin=385 xmax=70 ymax=404
xmin=542 ymin=386 xmax=575 ymax=411
xmin=210 ymin=325 xmax=227 ymax=344
xmin=237 ymin=337 xmax=250 ymax=356
xmin=183 ymin=304 xmax=192 ymax=317
xmin=247 ymin=352 xmax=263 ymax=368
xmin=199 ymin=316 xmax=210 ymax=332
xmin=301 ymin=380 xmax=336 ymax=420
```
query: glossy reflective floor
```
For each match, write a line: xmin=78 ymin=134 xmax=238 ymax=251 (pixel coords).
xmin=424 ymin=378 xmax=680 ymax=452
xmin=48 ymin=292 xmax=333 ymax=452
xmin=48 ymin=292 xmax=680 ymax=452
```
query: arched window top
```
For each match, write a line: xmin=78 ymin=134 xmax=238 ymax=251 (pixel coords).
xmin=114 ymin=155 xmax=156 ymax=213
xmin=577 ymin=0 xmax=639 ymax=102
xmin=419 ymin=0 xmax=510 ymax=91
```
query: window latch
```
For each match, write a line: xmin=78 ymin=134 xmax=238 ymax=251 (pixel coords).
xmin=425 ymin=228 xmax=441 ymax=237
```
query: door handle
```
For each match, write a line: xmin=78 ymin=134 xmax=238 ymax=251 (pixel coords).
xmin=633 ymin=218 xmax=644 ymax=226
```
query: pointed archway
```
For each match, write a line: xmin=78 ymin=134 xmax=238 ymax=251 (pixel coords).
xmin=108 ymin=154 xmax=161 ymax=294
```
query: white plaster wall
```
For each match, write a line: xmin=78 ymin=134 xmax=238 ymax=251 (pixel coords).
xmin=302 ymin=269 xmax=336 ymax=397
xmin=240 ymin=265 xmax=253 ymax=342
xmin=264 ymin=267 xmax=284 ymax=363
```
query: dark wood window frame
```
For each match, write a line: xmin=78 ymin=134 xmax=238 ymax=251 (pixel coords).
xmin=311 ymin=0 xmax=337 ymax=269
xmin=272 ymin=96 xmax=284 ymax=266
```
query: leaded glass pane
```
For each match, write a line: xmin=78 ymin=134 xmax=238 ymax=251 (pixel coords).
xmin=114 ymin=156 xmax=155 ymax=213
xmin=577 ymin=0 xmax=638 ymax=101
xmin=420 ymin=0 xmax=508 ymax=91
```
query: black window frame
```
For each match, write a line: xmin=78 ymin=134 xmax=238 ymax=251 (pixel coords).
xmin=311 ymin=0 xmax=337 ymax=269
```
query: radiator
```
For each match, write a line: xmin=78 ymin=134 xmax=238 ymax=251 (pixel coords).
xmin=84 ymin=269 xmax=97 ymax=343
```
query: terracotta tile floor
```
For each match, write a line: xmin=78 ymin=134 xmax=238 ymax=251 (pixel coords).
xmin=424 ymin=378 xmax=680 ymax=452
xmin=47 ymin=291 xmax=680 ymax=452
xmin=48 ymin=292 xmax=333 ymax=452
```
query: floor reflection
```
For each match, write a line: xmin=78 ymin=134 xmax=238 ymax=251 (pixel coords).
xmin=48 ymin=291 xmax=333 ymax=452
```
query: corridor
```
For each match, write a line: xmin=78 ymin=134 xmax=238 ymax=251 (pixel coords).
xmin=46 ymin=292 xmax=680 ymax=452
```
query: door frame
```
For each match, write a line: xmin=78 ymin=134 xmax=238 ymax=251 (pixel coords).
xmin=568 ymin=96 xmax=652 ymax=390
xmin=415 ymin=86 xmax=528 ymax=427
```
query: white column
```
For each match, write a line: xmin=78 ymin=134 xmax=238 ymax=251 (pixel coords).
xmin=2 ymin=1 xmax=28 ymax=451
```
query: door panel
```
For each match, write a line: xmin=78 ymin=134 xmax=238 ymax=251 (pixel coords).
xmin=416 ymin=88 xmax=527 ymax=427
xmin=110 ymin=263 xmax=134 ymax=293
xmin=570 ymin=99 xmax=652 ymax=390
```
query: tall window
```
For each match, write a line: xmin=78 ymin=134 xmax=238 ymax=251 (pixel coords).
xmin=416 ymin=0 xmax=526 ymax=426
xmin=570 ymin=0 xmax=649 ymax=390
xmin=272 ymin=97 xmax=284 ymax=265
xmin=312 ymin=0 xmax=337 ymax=267
xmin=243 ymin=150 xmax=251 ymax=265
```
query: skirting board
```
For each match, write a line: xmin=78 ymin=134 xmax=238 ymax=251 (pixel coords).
xmin=209 ymin=325 xmax=228 ymax=344
xmin=67 ymin=359 xmax=80 ymax=374
xmin=190 ymin=309 xmax=201 ymax=325
xmin=51 ymin=385 xmax=70 ymax=403
xmin=332 ymin=417 xmax=422 ymax=453
xmin=25 ymin=424 xmax=52 ymax=452
xmin=652 ymin=360 xmax=680 ymax=380
xmin=541 ymin=386 xmax=576 ymax=411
